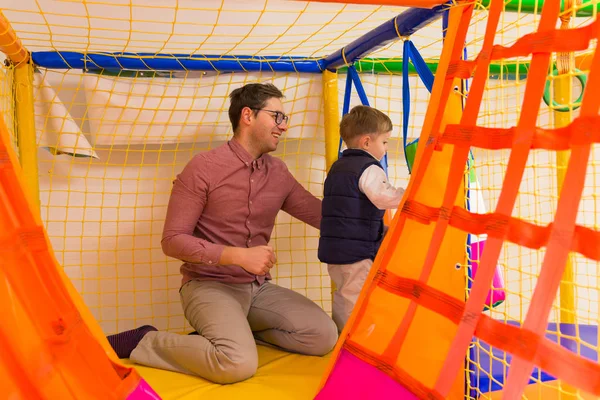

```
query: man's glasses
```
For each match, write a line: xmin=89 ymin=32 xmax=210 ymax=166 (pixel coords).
xmin=252 ymin=108 xmax=289 ymax=126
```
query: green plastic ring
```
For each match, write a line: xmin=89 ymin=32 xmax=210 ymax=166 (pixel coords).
xmin=543 ymin=68 xmax=587 ymax=112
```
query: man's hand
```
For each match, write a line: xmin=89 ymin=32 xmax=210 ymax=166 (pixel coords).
xmin=238 ymin=246 xmax=276 ymax=275
xmin=220 ymin=246 xmax=276 ymax=275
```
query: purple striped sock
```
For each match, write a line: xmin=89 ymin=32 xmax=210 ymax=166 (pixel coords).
xmin=107 ymin=325 xmax=157 ymax=359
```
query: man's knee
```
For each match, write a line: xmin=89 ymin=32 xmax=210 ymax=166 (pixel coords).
xmin=214 ymin=355 xmax=258 ymax=384
xmin=297 ymin=310 xmax=339 ymax=356
xmin=312 ymin=316 xmax=339 ymax=356
xmin=193 ymin=347 xmax=258 ymax=384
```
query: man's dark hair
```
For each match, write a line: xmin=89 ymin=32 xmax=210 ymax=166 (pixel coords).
xmin=228 ymin=83 xmax=284 ymax=134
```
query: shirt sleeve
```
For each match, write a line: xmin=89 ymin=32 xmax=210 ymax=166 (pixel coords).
xmin=161 ymin=155 xmax=224 ymax=265
xmin=280 ymin=165 xmax=322 ymax=229
xmin=358 ymin=164 xmax=405 ymax=210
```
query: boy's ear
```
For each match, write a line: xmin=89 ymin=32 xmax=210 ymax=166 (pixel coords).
xmin=359 ymin=134 xmax=369 ymax=148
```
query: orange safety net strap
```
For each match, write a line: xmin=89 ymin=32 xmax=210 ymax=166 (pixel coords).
xmin=334 ymin=0 xmax=600 ymax=398
xmin=321 ymin=3 xmax=475 ymax=390
xmin=441 ymin=116 xmax=600 ymax=150
xmin=401 ymin=200 xmax=600 ymax=262
xmin=501 ymin=10 xmax=600 ymax=400
xmin=450 ymin=20 xmax=599 ymax=79
xmin=341 ymin=271 xmax=600 ymax=398
xmin=438 ymin=0 xmax=596 ymax=394
xmin=442 ymin=0 xmax=600 ymax=397
xmin=347 ymin=1 xmax=477 ymax=369
xmin=0 ymin=112 xmax=141 ymax=398
xmin=376 ymin=0 xmax=499 ymax=379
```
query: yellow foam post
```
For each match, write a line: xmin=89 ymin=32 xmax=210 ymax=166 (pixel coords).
xmin=323 ymin=69 xmax=340 ymax=173
xmin=14 ymin=62 xmax=40 ymax=213
xmin=553 ymin=6 xmax=577 ymax=398
xmin=322 ymin=69 xmax=340 ymax=300
xmin=573 ymin=59 xmax=594 ymax=370
xmin=0 ymin=10 xmax=40 ymax=213
xmin=552 ymin=71 xmax=579 ymax=400
xmin=553 ymin=73 xmax=576 ymax=326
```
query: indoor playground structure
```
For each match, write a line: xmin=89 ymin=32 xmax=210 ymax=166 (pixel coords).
xmin=2 ymin=0 xmax=600 ymax=398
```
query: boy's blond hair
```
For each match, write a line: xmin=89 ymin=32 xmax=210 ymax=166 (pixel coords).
xmin=340 ymin=105 xmax=393 ymax=147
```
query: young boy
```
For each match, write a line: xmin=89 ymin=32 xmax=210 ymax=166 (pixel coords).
xmin=319 ymin=105 xmax=405 ymax=332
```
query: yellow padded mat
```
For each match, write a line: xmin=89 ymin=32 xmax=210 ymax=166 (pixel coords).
xmin=122 ymin=345 xmax=330 ymax=400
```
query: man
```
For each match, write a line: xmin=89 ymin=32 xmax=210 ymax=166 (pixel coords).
xmin=107 ymin=83 xmax=338 ymax=384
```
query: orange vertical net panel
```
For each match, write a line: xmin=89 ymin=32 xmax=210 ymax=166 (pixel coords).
xmin=319 ymin=0 xmax=600 ymax=399
xmin=0 ymin=90 xmax=152 ymax=399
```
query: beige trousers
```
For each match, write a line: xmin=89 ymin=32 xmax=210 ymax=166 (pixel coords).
xmin=328 ymin=259 xmax=373 ymax=332
xmin=130 ymin=280 xmax=338 ymax=384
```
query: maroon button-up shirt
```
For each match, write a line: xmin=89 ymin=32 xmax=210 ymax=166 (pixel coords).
xmin=161 ymin=139 xmax=322 ymax=285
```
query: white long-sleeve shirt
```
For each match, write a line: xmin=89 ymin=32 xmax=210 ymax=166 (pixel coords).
xmin=358 ymin=161 xmax=405 ymax=210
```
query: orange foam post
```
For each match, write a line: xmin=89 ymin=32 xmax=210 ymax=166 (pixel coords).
xmin=0 ymin=11 xmax=29 ymax=64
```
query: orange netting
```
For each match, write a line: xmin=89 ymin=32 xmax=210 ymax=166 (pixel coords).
xmin=320 ymin=0 xmax=600 ymax=398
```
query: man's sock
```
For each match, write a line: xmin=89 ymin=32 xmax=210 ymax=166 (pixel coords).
xmin=107 ymin=325 xmax=158 ymax=359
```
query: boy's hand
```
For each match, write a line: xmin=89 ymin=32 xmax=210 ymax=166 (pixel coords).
xmin=383 ymin=224 xmax=390 ymax=238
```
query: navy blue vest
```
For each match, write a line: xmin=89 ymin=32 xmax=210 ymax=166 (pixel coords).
xmin=318 ymin=149 xmax=386 ymax=265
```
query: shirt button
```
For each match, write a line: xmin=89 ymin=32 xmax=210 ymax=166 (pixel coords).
xmin=251 ymin=179 xmax=254 ymax=183
xmin=208 ymin=260 xmax=213 ymax=264
xmin=249 ymin=200 xmax=253 ymax=205
xmin=247 ymin=220 xmax=250 ymax=224
xmin=245 ymin=162 xmax=249 ymax=166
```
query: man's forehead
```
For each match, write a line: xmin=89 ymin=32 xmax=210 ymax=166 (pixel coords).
xmin=265 ymin=97 xmax=284 ymax=111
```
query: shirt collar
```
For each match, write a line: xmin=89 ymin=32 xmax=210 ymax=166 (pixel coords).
xmin=343 ymin=148 xmax=380 ymax=161
xmin=228 ymin=138 xmax=266 ymax=169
